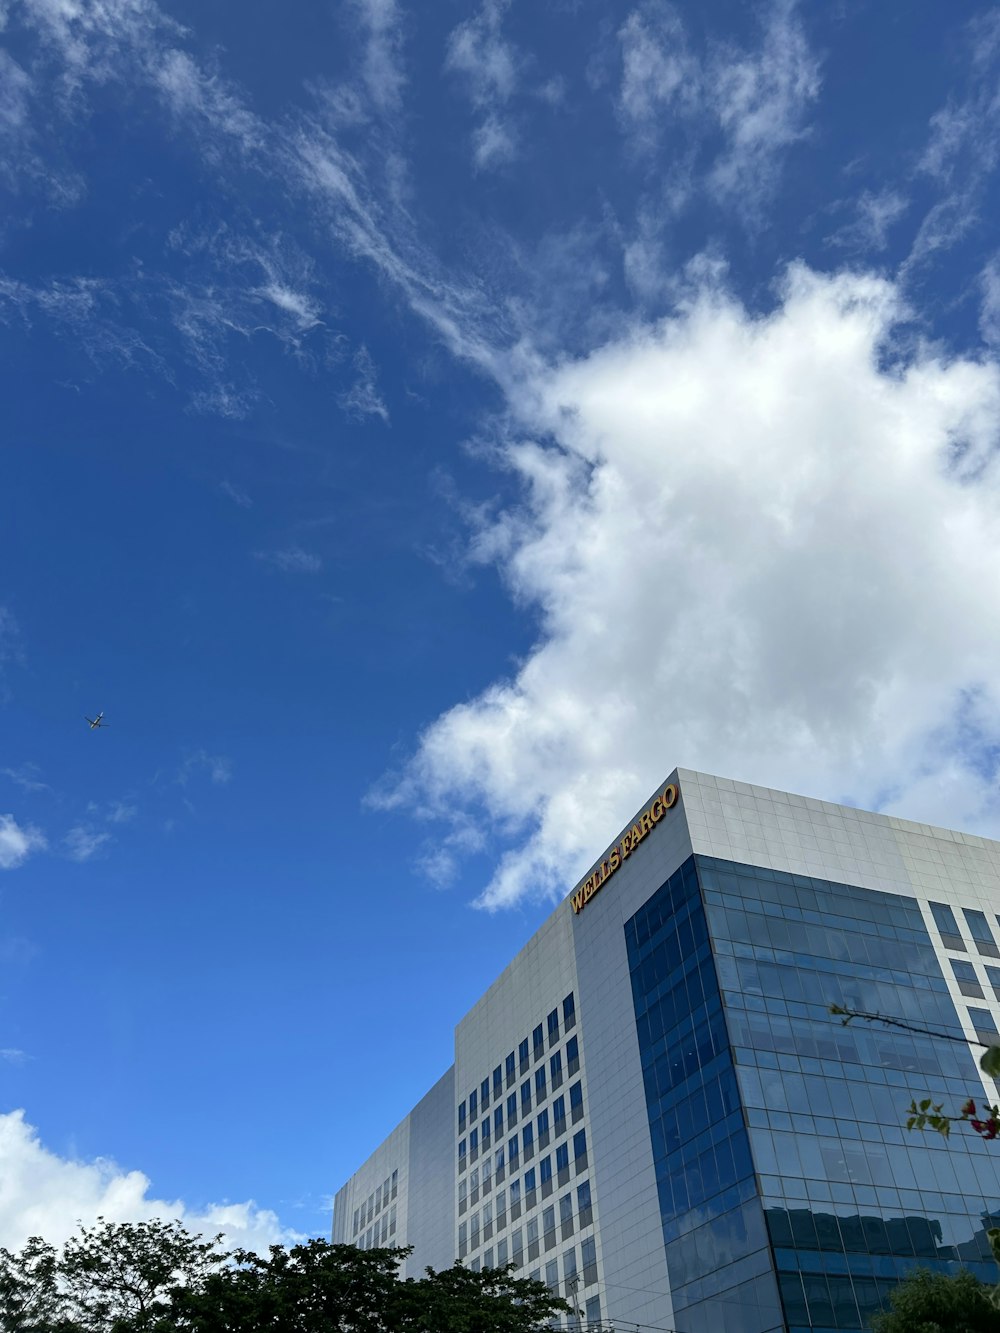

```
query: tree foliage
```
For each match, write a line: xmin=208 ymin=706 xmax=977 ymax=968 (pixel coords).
xmin=0 ymin=1223 xmax=568 ymax=1333
xmin=870 ymin=1268 xmax=1000 ymax=1333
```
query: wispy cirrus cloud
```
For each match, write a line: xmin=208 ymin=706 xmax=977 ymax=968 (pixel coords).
xmin=445 ymin=0 xmax=521 ymax=170
xmin=905 ymin=10 xmax=1000 ymax=274
xmin=1 ymin=765 xmax=51 ymax=794
xmin=338 ymin=344 xmax=389 ymax=423
xmin=617 ymin=0 xmax=820 ymax=219
xmin=255 ymin=547 xmax=323 ymax=574
xmin=0 ymin=814 xmax=46 ymax=870
xmin=64 ymin=825 xmax=111 ymax=863
xmin=177 ymin=750 xmax=233 ymax=786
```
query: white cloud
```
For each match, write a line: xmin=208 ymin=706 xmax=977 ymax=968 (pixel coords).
xmin=338 ymin=344 xmax=389 ymax=422
xmin=1 ymin=764 xmax=50 ymax=794
xmin=0 ymin=1049 xmax=29 ymax=1065
xmin=107 ymin=800 xmax=137 ymax=824
xmin=219 ymin=479 xmax=252 ymax=508
xmin=617 ymin=0 xmax=820 ymax=217
xmin=378 ymin=263 xmax=1000 ymax=909
xmin=828 ymin=189 xmax=908 ymax=254
xmin=64 ymin=826 xmax=111 ymax=862
xmin=0 ymin=814 xmax=46 ymax=870
xmin=351 ymin=0 xmax=405 ymax=112
xmin=445 ymin=0 xmax=520 ymax=171
xmin=255 ymin=547 xmax=323 ymax=574
xmin=177 ymin=750 xmax=233 ymax=785
xmin=981 ymin=256 xmax=1000 ymax=346
xmin=0 ymin=1109 xmax=301 ymax=1253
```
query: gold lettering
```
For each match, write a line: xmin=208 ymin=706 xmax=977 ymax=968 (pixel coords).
xmin=630 ymin=822 xmax=643 ymax=845
xmin=639 ymin=811 xmax=652 ymax=836
xmin=620 ymin=831 xmax=632 ymax=857
xmin=568 ymin=781 xmax=680 ymax=912
xmin=571 ymin=890 xmax=585 ymax=913
xmin=583 ymin=878 xmax=595 ymax=902
xmin=650 ymin=798 xmax=664 ymax=822
xmin=609 ymin=847 xmax=621 ymax=872
xmin=662 ymin=784 xmax=678 ymax=809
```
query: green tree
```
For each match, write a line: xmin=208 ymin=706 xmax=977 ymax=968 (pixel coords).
xmin=169 ymin=1240 xmax=405 ymax=1333
xmin=59 ymin=1218 xmax=225 ymax=1333
xmin=870 ymin=1268 xmax=1000 ymax=1333
xmin=0 ymin=1236 xmax=69 ymax=1333
xmin=395 ymin=1261 xmax=569 ymax=1333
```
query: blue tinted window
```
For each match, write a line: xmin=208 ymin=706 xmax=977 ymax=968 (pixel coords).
xmin=508 ymin=1135 xmax=519 ymax=1165
xmin=469 ymin=1089 xmax=478 ymax=1117
xmin=548 ymin=1009 xmax=560 ymax=1042
xmin=458 ymin=1101 xmax=466 ymax=1132
xmin=930 ymin=900 xmax=967 ymax=950
xmin=969 ymin=1007 xmax=999 ymax=1036
xmin=494 ymin=1106 xmax=504 ymax=1135
xmin=535 ymin=1067 xmax=547 ymax=1099
xmin=481 ymin=1077 xmax=490 ymax=1107
xmin=525 ymin=1167 xmax=536 ymax=1192
xmin=573 ymin=1129 xmax=587 ymax=1160
xmin=540 ymin=1155 xmax=552 ymax=1184
xmin=493 ymin=1066 xmax=503 ymax=1098
xmin=533 ymin=1023 xmax=545 ymax=1056
xmin=521 ymin=1080 xmax=531 ymax=1111
xmin=951 ymin=959 xmax=985 ymax=998
xmin=965 ymin=909 xmax=1000 ymax=958
xmin=986 ymin=967 xmax=1000 ymax=1001
xmin=519 ymin=1038 xmax=529 ymax=1065
xmin=563 ymin=992 xmax=576 ymax=1027
xmin=556 ymin=1143 xmax=569 ymax=1172
xmin=537 ymin=1108 xmax=550 ymax=1136
xmin=569 ymin=1081 xmax=583 ymax=1110
xmin=522 ymin=1123 xmax=533 ymax=1151
xmin=506 ymin=1052 xmax=516 ymax=1084
xmin=566 ymin=1035 xmax=579 ymax=1074
xmin=553 ymin=1095 xmax=566 ymax=1127
xmin=469 ymin=1128 xmax=478 ymax=1152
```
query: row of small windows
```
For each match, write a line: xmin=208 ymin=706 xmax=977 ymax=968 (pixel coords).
xmin=929 ymin=901 xmax=1000 ymax=958
xmin=465 ymin=1235 xmax=602 ymax=1329
xmin=459 ymin=1073 xmax=585 ymax=1169
xmin=459 ymin=1178 xmax=594 ymax=1262
xmin=459 ymin=1041 xmax=581 ymax=1164
xmin=352 ymin=1169 xmax=398 ymax=1237
xmin=356 ymin=1204 xmax=397 ymax=1250
xmin=460 ymin=1129 xmax=590 ymax=1220
xmin=458 ymin=996 xmax=577 ymax=1134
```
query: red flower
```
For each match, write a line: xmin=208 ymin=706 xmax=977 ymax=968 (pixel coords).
xmin=986 ymin=1120 xmax=1000 ymax=1141
xmin=962 ymin=1099 xmax=977 ymax=1117
xmin=971 ymin=1119 xmax=986 ymax=1133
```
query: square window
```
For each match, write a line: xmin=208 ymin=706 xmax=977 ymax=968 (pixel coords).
xmin=965 ymin=909 xmax=1000 ymax=958
xmin=951 ymin=958 xmax=985 ymax=999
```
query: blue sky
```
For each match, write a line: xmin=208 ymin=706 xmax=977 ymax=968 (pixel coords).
xmin=3 ymin=0 xmax=1000 ymax=1247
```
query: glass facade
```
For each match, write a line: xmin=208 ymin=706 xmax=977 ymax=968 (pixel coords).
xmin=627 ymin=854 xmax=1000 ymax=1333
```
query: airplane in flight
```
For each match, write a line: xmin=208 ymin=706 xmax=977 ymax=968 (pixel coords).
xmin=84 ymin=712 xmax=107 ymax=730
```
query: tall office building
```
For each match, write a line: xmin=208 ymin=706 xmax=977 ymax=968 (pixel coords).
xmin=332 ymin=769 xmax=1000 ymax=1333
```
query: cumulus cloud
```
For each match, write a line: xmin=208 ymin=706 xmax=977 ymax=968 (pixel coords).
xmin=0 ymin=814 xmax=46 ymax=870
xmin=0 ymin=1109 xmax=301 ymax=1253
xmin=377 ymin=263 xmax=1000 ymax=909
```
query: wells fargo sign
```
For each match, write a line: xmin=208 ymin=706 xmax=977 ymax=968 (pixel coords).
xmin=569 ymin=783 xmax=679 ymax=914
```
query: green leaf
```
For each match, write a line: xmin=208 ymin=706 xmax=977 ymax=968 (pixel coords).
xmin=980 ymin=1045 xmax=1000 ymax=1077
